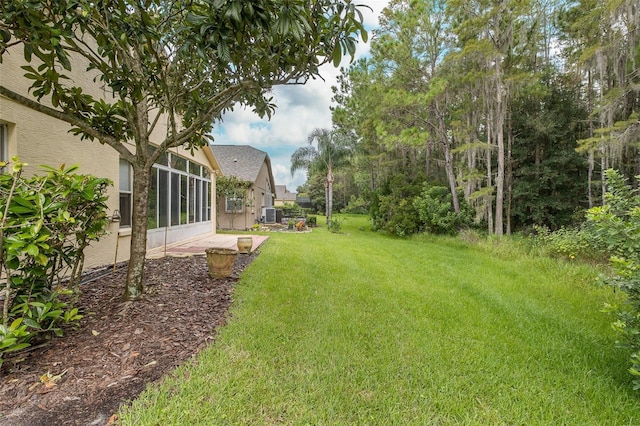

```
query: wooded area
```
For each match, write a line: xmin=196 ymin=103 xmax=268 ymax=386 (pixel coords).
xmin=297 ymin=0 xmax=639 ymax=236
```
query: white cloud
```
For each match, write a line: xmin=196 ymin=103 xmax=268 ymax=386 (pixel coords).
xmin=211 ymin=1 xmax=389 ymax=191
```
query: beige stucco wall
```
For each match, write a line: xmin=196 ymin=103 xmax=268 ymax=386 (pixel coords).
xmin=216 ymin=161 xmax=274 ymax=230
xmin=0 ymin=44 xmax=217 ymax=271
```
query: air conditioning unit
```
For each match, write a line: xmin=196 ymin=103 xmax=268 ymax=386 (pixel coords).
xmin=262 ymin=207 xmax=276 ymax=224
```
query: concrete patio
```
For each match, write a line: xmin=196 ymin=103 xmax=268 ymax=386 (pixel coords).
xmin=146 ymin=233 xmax=269 ymax=259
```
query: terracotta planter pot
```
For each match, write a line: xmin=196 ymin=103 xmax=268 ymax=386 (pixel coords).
xmin=237 ymin=236 xmax=253 ymax=254
xmin=205 ymin=247 xmax=238 ymax=278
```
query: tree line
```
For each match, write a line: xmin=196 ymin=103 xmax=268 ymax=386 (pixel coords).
xmin=296 ymin=0 xmax=639 ymax=236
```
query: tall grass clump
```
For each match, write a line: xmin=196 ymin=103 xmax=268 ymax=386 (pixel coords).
xmin=529 ymin=225 xmax=603 ymax=262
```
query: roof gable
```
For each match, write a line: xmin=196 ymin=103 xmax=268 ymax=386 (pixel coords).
xmin=210 ymin=145 xmax=269 ymax=183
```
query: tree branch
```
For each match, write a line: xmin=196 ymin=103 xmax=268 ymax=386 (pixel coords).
xmin=0 ymin=85 xmax=134 ymax=161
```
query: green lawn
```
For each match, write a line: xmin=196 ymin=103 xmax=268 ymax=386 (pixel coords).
xmin=120 ymin=215 xmax=640 ymax=424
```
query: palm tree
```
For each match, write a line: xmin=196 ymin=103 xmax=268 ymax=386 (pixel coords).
xmin=291 ymin=128 xmax=352 ymax=224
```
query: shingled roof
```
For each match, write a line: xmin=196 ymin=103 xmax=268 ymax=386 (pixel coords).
xmin=209 ymin=145 xmax=269 ymax=182
xmin=275 ymin=185 xmax=297 ymax=202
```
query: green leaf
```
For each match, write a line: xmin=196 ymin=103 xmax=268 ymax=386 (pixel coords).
xmin=3 ymin=343 xmax=30 ymax=353
xmin=22 ymin=318 xmax=42 ymax=330
xmin=332 ymin=44 xmax=342 ymax=67
xmin=26 ymin=244 xmax=39 ymax=257
xmin=9 ymin=318 xmax=24 ymax=331
xmin=36 ymin=253 xmax=49 ymax=266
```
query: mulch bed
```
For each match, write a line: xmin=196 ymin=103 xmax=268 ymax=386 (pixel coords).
xmin=0 ymin=252 xmax=257 ymax=425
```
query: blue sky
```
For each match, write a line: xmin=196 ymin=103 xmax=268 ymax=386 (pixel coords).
xmin=210 ymin=1 xmax=389 ymax=192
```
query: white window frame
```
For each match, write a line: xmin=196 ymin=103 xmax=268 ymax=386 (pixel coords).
xmin=0 ymin=124 xmax=7 ymax=166
xmin=225 ymin=196 xmax=244 ymax=213
xmin=150 ymin=153 xmax=212 ymax=228
xmin=119 ymin=159 xmax=133 ymax=227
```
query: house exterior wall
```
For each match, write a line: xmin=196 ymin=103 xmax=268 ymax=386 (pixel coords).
xmin=274 ymin=196 xmax=297 ymax=207
xmin=216 ymin=160 xmax=274 ymax=230
xmin=1 ymin=45 xmax=217 ymax=271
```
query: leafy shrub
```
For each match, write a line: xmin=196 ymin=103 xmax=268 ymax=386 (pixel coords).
xmin=328 ymin=217 xmax=344 ymax=233
xmin=413 ymin=184 xmax=475 ymax=235
xmin=530 ymin=225 xmax=601 ymax=262
xmin=585 ymin=169 xmax=640 ymax=389
xmin=0 ymin=159 xmax=110 ymax=367
xmin=343 ymin=195 xmax=368 ymax=214
xmin=370 ymin=173 xmax=425 ymax=237
xmin=306 ymin=215 xmax=317 ymax=227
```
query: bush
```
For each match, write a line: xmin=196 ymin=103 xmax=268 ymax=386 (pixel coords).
xmin=370 ymin=173 xmax=425 ymax=237
xmin=306 ymin=215 xmax=317 ymax=227
xmin=586 ymin=169 xmax=640 ymax=389
xmin=328 ymin=217 xmax=343 ymax=233
xmin=343 ymin=195 xmax=368 ymax=214
xmin=0 ymin=159 xmax=110 ymax=367
xmin=530 ymin=225 xmax=601 ymax=262
xmin=413 ymin=183 xmax=475 ymax=235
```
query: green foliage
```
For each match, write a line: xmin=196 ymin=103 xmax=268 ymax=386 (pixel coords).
xmin=0 ymin=0 xmax=367 ymax=297
xmin=216 ymin=176 xmax=251 ymax=200
xmin=413 ymin=183 xmax=475 ymax=235
xmin=371 ymin=173 xmax=426 ymax=237
xmin=530 ymin=225 xmax=601 ymax=262
xmin=290 ymin=128 xmax=354 ymax=224
xmin=306 ymin=215 xmax=317 ymax=227
xmin=510 ymin=73 xmax=590 ymax=231
xmin=585 ymin=169 xmax=640 ymax=389
xmin=327 ymin=217 xmax=344 ymax=233
xmin=0 ymin=158 xmax=110 ymax=366
xmin=343 ymin=195 xmax=368 ymax=214
xmin=296 ymin=174 xmax=326 ymax=214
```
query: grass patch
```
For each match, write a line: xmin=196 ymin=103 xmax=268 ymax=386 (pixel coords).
xmin=119 ymin=215 xmax=639 ymax=424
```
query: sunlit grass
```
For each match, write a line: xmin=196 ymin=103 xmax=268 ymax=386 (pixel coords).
xmin=119 ymin=215 xmax=639 ymax=424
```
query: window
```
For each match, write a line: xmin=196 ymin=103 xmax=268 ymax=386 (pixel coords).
xmin=119 ymin=159 xmax=132 ymax=227
xmin=144 ymin=151 xmax=211 ymax=228
xmin=147 ymin=168 xmax=158 ymax=229
xmin=180 ymin=174 xmax=187 ymax=224
xmin=158 ymin=170 xmax=169 ymax=227
xmin=188 ymin=176 xmax=196 ymax=223
xmin=0 ymin=124 xmax=7 ymax=169
xmin=170 ymin=172 xmax=180 ymax=226
xmin=225 ymin=197 xmax=244 ymax=213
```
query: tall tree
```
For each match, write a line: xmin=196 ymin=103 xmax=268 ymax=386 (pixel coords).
xmin=0 ymin=0 xmax=367 ymax=299
xmin=448 ymin=0 xmax=533 ymax=235
xmin=290 ymin=128 xmax=352 ymax=225
xmin=560 ymin=0 xmax=640 ymax=195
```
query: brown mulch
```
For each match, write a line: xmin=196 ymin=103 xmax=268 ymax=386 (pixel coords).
xmin=0 ymin=252 xmax=257 ymax=425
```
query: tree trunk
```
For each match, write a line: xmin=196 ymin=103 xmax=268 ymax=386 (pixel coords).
xmin=588 ymin=70 xmax=595 ymax=208
xmin=601 ymin=148 xmax=606 ymax=203
xmin=437 ymin=100 xmax=460 ymax=213
xmin=425 ymin=139 xmax=431 ymax=177
xmin=505 ymin=109 xmax=513 ymax=235
xmin=486 ymin=111 xmax=494 ymax=236
xmin=324 ymin=180 xmax=330 ymax=223
xmin=123 ymin=164 xmax=151 ymax=300
xmin=494 ymin=66 xmax=505 ymax=237
xmin=444 ymin=144 xmax=460 ymax=213
xmin=326 ymin=168 xmax=334 ymax=225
